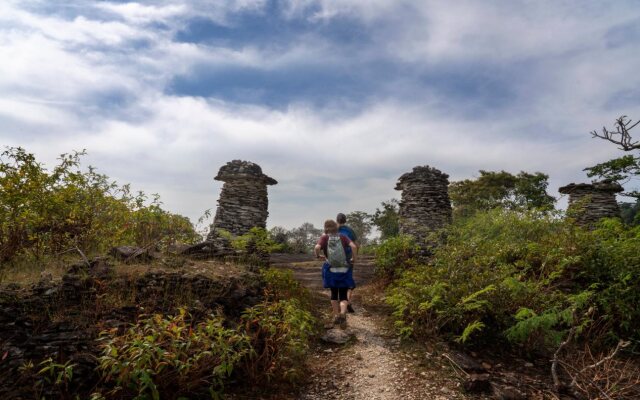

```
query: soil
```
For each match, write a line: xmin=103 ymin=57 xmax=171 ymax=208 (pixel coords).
xmin=268 ymin=253 xmax=492 ymax=400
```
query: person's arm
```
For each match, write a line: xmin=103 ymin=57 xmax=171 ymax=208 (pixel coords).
xmin=314 ymin=244 xmax=324 ymax=259
xmin=349 ymin=242 xmax=357 ymax=263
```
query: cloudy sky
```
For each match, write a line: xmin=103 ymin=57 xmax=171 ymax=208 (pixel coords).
xmin=1 ymin=0 xmax=640 ymax=230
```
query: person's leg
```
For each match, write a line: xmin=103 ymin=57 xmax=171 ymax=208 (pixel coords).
xmin=338 ymin=288 xmax=349 ymax=329
xmin=330 ymin=288 xmax=341 ymax=325
xmin=347 ymin=288 xmax=355 ymax=313
xmin=346 ymin=264 xmax=356 ymax=313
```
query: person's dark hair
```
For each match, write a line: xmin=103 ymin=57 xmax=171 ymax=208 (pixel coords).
xmin=324 ymin=219 xmax=339 ymax=234
xmin=336 ymin=213 xmax=347 ymax=224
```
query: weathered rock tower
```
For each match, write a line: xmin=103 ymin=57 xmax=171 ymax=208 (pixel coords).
xmin=207 ymin=160 xmax=277 ymax=239
xmin=395 ymin=165 xmax=452 ymax=247
xmin=558 ymin=180 xmax=623 ymax=226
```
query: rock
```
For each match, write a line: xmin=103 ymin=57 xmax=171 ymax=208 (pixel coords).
xmin=448 ymin=351 xmax=487 ymax=373
xmin=463 ymin=373 xmax=491 ymax=393
xmin=491 ymin=384 xmax=527 ymax=400
xmin=321 ymin=328 xmax=353 ymax=344
xmin=110 ymin=246 xmax=154 ymax=262
xmin=395 ymin=166 xmax=452 ymax=255
xmin=524 ymin=362 xmax=534 ymax=368
xmin=559 ymin=180 xmax=624 ymax=227
xmin=482 ymin=362 xmax=492 ymax=370
xmin=185 ymin=160 xmax=277 ymax=263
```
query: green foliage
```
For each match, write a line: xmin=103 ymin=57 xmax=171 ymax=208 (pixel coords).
xmin=344 ymin=211 xmax=373 ymax=245
xmin=386 ymin=209 xmax=640 ymax=352
xmin=287 ymin=222 xmax=322 ymax=254
xmin=619 ymin=200 xmax=640 ymax=225
xmin=269 ymin=226 xmax=293 ymax=252
xmin=0 ymin=147 xmax=199 ymax=267
xmin=449 ymin=170 xmax=555 ymax=219
xmin=261 ymin=268 xmax=311 ymax=307
xmin=229 ymin=227 xmax=283 ymax=254
xmin=370 ymin=199 xmax=400 ymax=240
xmin=98 ymin=308 xmax=252 ymax=399
xmin=585 ymin=116 xmax=640 ymax=198
xmin=97 ymin=268 xmax=316 ymax=397
xmin=374 ymin=234 xmax=419 ymax=280
xmin=240 ymin=298 xmax=315 ymax=384
xmin=585 ymin=155 xmax=640 ymax=183
xmin=243 ymin=268 xmax=315 ymax=383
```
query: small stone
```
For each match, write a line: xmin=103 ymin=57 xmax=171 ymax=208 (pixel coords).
xmin=482 ymin=362 xmax=492 ymax=370
xmin=463 ymin=373 xmax=491 ymax=393
xmin=524 ymin=362 xmax=534 ymax=368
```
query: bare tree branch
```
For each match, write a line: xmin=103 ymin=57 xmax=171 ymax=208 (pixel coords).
xmin=591 ymin=115 xmax=640 ymax=151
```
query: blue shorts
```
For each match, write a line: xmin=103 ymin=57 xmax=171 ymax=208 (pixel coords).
xmin=322 ymin=262 xmax=356 ymax=289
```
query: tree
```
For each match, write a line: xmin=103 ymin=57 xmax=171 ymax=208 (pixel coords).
xmin=449 ymin=170 xmax=555 ymax=219
xmin=288 ymin=222 xmax=321 ymax=254
xmin=371 ymin=199 xmax=400 ymax=240
xmin=585 ymin=115 xmax=640 ymax=199
xmin=268 ymin=226 xmax=291 ymax=252
xmin=619 ymin=200 xmax=640 ymax=225
xmin=345 ymin=211 xmax=372 ymax=246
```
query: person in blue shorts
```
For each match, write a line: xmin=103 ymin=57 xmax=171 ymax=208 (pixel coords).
xmin=336 ymin=213 xmax=358 ymax=313
xmin=315 ymin=219 xmax=357 ymax=328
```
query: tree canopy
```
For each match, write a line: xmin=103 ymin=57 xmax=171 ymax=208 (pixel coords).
xmin=449 ymin=170 xmax=555 ymax=219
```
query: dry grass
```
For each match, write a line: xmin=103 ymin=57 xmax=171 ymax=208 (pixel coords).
xmin=560 ymin=343 xmax=640 ymax=400
xmin=0 ymin=256 xmax=248 ymax=287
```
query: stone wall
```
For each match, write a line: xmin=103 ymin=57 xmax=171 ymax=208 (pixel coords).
xmin=559 ymin=180 xmax=623 ymax=226
xmin=395 ymin=165 xmax=452 ymax=249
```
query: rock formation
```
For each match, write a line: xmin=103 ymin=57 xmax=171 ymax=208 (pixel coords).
xmin=395 ymin=165 xmax=452 ymax=249
xmin=208 ymin=160 xmax=277 ymax=238
xmin=184 ymin=160 xmax=276 ymax=261
xmin=559 ymin=180 xmax=623 ymax=226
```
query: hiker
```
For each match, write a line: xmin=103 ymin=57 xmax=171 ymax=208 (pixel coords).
xmin=336 ymin=212 xmax=358 ymax=313
xmin=314 ymin=219 xmax=357 ymax=329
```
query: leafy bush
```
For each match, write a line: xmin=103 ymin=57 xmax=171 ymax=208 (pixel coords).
xmin=386 ymin=209 xmax=640 ymax=352
xmin=97 ymin=268 xmax=316 ymax=397
xmin=240 ymin=298 xmax=315 ymax=384
xmin=0 ymin=147 xmax=199 ymax=267
xmin=374 ymin=234 xmax=419 ymax=280
xmin=98 ymin=308 xmax=252 ymax=399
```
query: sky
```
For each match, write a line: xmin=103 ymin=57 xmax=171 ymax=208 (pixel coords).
xmin=1 ymin=0 xmax=640 ymax=231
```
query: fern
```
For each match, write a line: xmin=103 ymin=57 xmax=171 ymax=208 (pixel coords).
xmin=456 ymin=320 xmax=485 ymax=343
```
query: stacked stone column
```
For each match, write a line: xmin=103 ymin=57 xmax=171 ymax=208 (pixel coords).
xmin=185 ymin=160 xmax=276 ymax=261
xmin=395 ymin=166 xmax=452 ymax=252
xmin=559 ymin=180 xmax=623 ymax=226
xmin=208 ymin=160 xmax=277 ymax=238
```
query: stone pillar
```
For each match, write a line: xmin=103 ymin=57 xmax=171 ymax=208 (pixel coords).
xmin=559 ymin=180 xmax=623 ymax=226
xmin=207 ymin=160 xmax=277 ymax=239
xmin=395 ymin=165 xmax=452 ymax=247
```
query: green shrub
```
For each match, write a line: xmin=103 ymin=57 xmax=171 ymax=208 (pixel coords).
xmin=386 ymin=209 xmax=640 ymax=352
xmin=97 ymin=268 xmax=317 ymax=397
xmin=0 ymin=147 xmax=199 ymax=268
xmin=98 ymin=308 xmax=252 ymax=399
xmin=240 ymin=298 xmax=315 ymax=384
xmin=374 ymin=234 xmax=419 ymax=280
xmin=261 ymin=268 xmax=312 ymax=308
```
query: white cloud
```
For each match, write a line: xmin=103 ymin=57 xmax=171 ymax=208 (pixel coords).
xmin=1 ymin=0 xmax=639 ymax=230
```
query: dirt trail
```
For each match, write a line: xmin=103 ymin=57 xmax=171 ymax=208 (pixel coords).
xmin=270 ymin=254 xmax=481 ymax=400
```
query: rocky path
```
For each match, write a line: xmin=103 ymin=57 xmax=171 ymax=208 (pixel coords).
xmin=270 ymin=254 xmax=484 ymax=400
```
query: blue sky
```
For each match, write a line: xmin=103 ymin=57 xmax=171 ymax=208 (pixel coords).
xmin=1 ymin=0 xmax=640 ymax=230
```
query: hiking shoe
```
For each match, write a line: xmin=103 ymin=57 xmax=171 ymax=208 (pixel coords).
xmin=338 ymin=314 xmax=347 ymax=330
xmin=347 ymin=304 xmax=355 ymax=314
